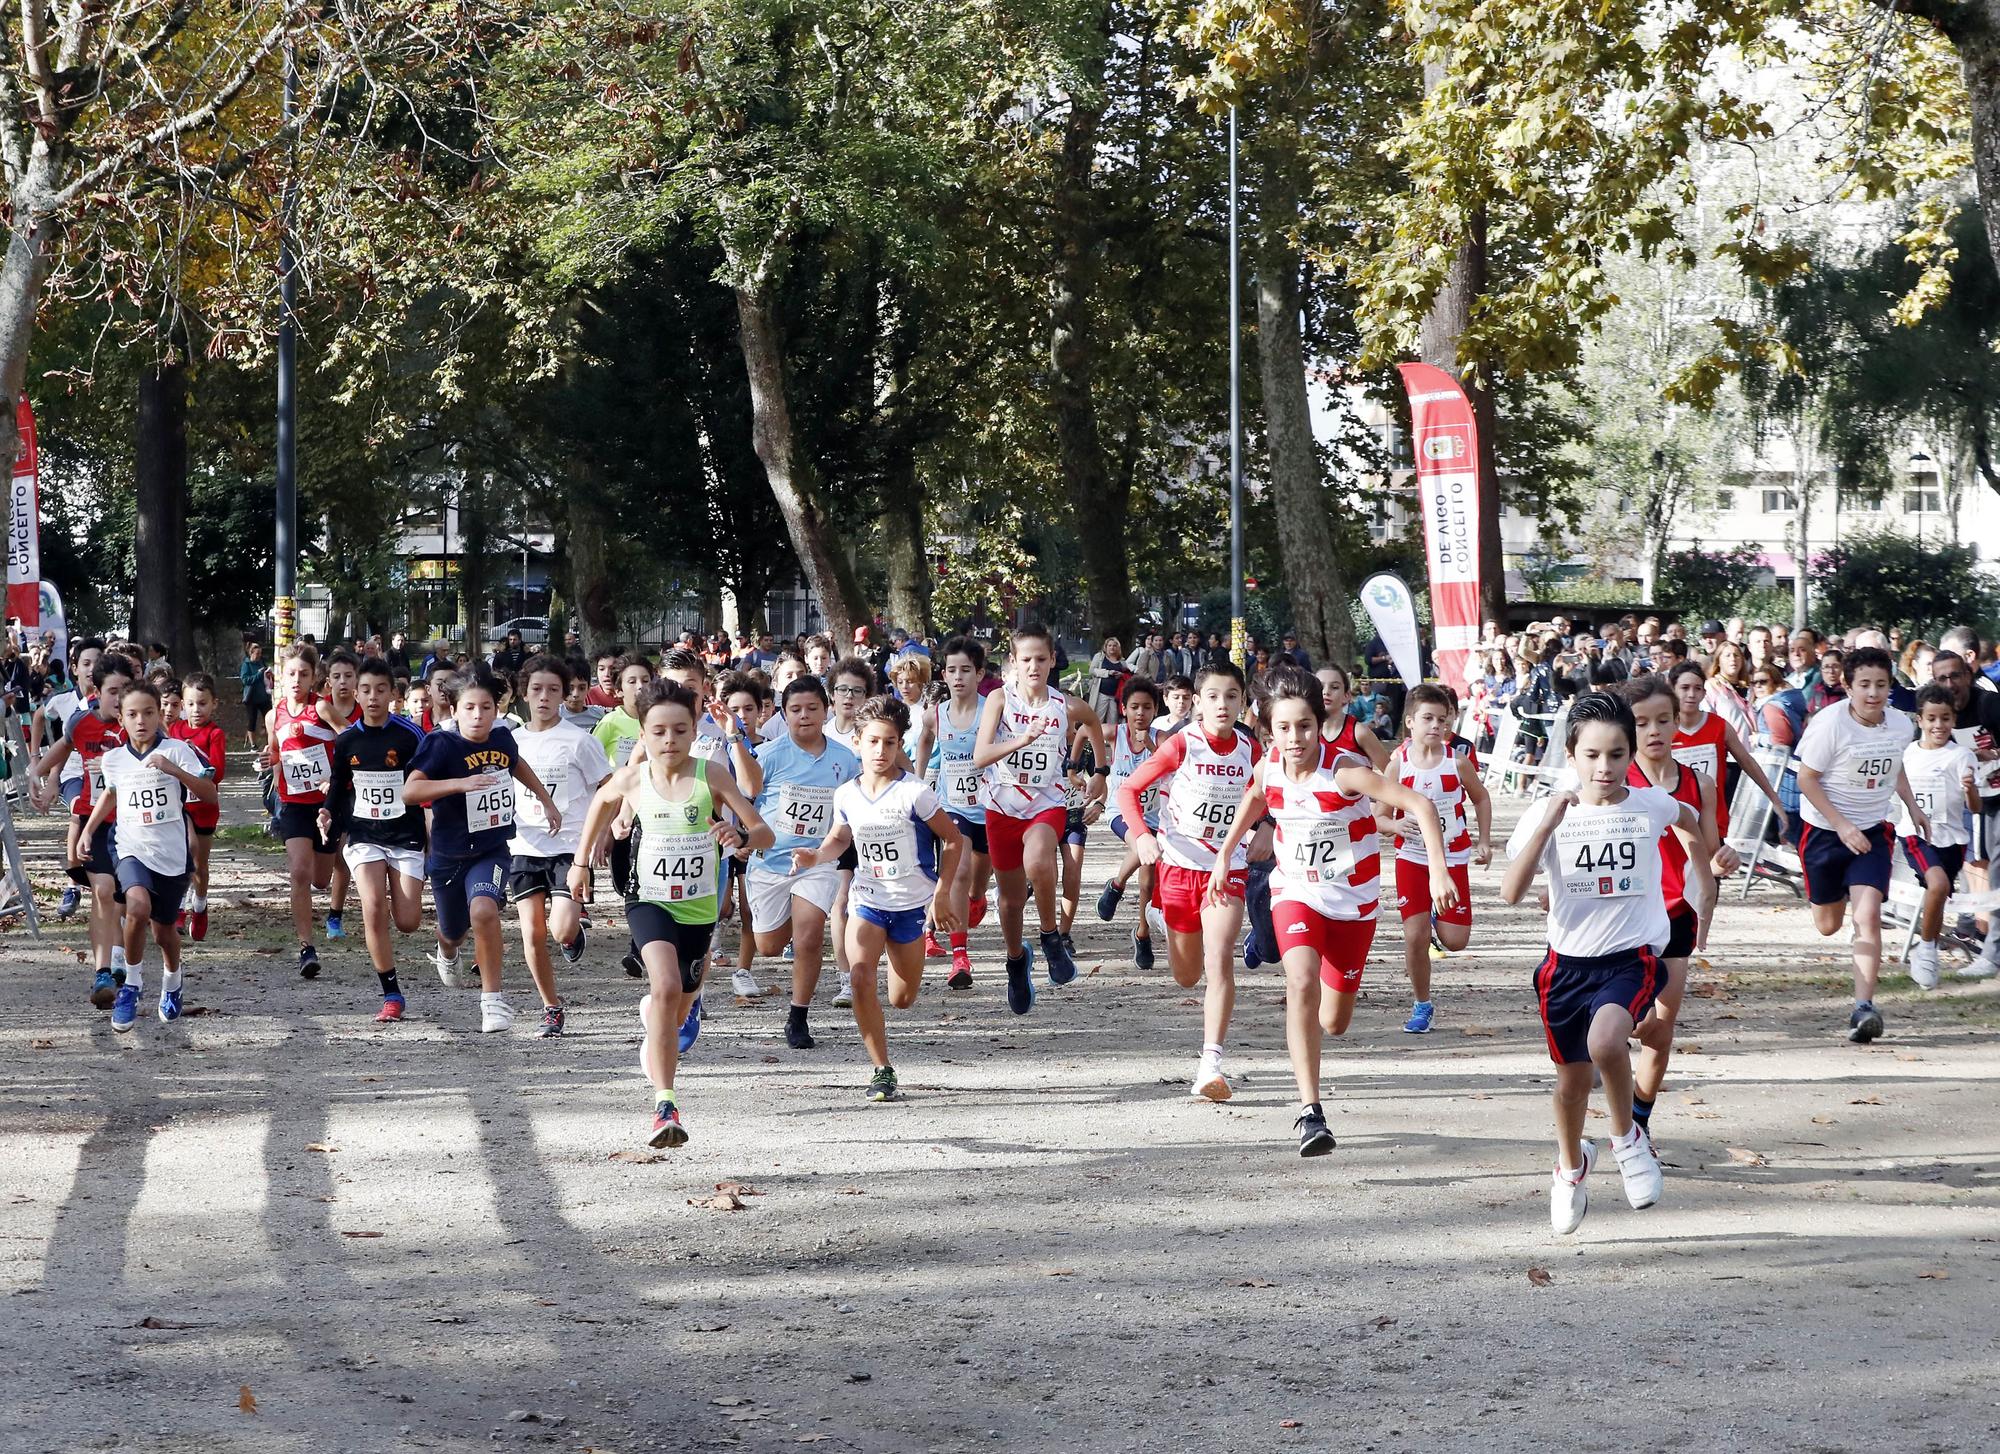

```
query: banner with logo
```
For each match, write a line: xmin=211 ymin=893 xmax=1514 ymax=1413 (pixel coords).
xmin=37 ymin=579 xmax=67 ymax=672
xmin=1359 ymin=572 xmax=1423 ymax=688
xmin=1395 ymin=362 xmax=1485 ymax=692
xmin=7 ymin=398 xmax=37 ymax=627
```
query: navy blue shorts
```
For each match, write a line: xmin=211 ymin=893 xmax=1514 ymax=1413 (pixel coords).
xmin=1901 ymin=836 xmax=1965 ymax=889
xmin=275 ymin=800 xmax=339 ymax=851
xmin=1064 ymin=806 xmax=1088 ymax=847
xmin=1664 ymin=904 xmax=1697 ymax=961
xmin=81 ymin=819 xmax=116 ymax=879
xmin=114 ymin=858 xmax=189 ymax=924
xmin=948 ymin=813 xmax=988 ymax=859
xmin=1800 ymin=821 xmax=1893 ymax=906
xmin=429 ymin=851 xmax=511 ymax=941
xmin=855 ymin=902 xmax=927 ymax=944
xmin=1533 ymin=945 xmax=1662 ymax=1064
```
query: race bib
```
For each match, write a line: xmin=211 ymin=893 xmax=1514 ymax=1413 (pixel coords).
xmin=352 ymin=769 xmax=406 ymax=821
xmin=639 ymin=831 xmax=716 ymax=903
xmin=1171 ymin=772 xmax=1244 ymax=844
xmin=941 ymin=756 xmax=982 ymax=811
xmin=997 ymin=737 xmax=1061 ymax=790
xmin=1953 ymin=728 xmax=2000 ymax=795
xmin=466 ymin=777 xmax=515 ymax=832
xmin=1839 ymin=747 xmax=1900 ymax=796
xmin=776 ymin=784 xmax=834 ymax=842
xmin=1670 ymin=743 xmax=1719 ymax=780
xmin=854 ymin=820 xmax=919 ymax=882
xmin=86 ymin=761 xmax=106 ymax=799
xmin=280 ymin=743 xmax=331 ymax=796
xmin=119 ymin=771 xmax=181 ymax=828
xmin=1282 ymin=820 xmax=1356 ymax=884
xmin=1552 ymin=810 xmax=1649 ymax=900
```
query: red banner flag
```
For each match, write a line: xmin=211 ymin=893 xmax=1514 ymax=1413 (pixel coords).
xmin=1396 ymin=363 xmax=1485 ymax=692
xmin=7 ymin=398 xmax=38 ymax=627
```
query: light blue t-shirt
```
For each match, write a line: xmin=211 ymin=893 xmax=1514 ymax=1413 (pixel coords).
xmin=753 ymin=733 xmax=860 ymax=874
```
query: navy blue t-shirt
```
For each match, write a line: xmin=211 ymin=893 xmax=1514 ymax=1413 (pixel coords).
xmin=410 ymin=725 xmax=520 ymax=865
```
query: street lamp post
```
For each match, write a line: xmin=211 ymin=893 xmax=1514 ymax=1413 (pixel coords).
xmin=1227 ymin=103 xmax=1245 ymax=670
xmin=274 ymin=44 xmax=298 ymax=649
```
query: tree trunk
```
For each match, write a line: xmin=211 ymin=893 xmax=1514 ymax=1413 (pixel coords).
xmin=1047 ymin=10 xmax=1134 ymax=644
xmin=732 ymin=285 xmax=869 ymax=645
xmin=131 ymin=353 xmax=195 ymax=667
xmin=1791 ymin=436 xmax=1813 ymax=631
xmin=567 ymin=489 xmax=617 ymax=656
xmin=1417 ymin=207 xmax=1508 ymax=627
xmin=1254 ymin=113 xmax=1353 ymax=671
xmin=0 ymin=155 xmax=63 ymax=469
xmin=881 ymin=459 xmax=931 ymax=638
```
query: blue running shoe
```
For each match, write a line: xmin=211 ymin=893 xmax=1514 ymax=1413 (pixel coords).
xmin=1095 ymin=880 xmax=1123 ymax=921
xmin=1041 ymin=929 xmax=1077 ymax=986
xmin=1133 ymin=930 xmax=1155 ymax=972
xmin=158 ymin=987 xmax=183 ymax=1023
xmin=1402 ymin=1000 xmax=1435 ymax=1035
xmin=325 ymin=912 xmax=345 ymax=940
xmin=1005 ymin=950 xmax=1036 ymax=1015
xmin=781 ymin=942 xmax=795 ymax=962
xmin=58 ymin=886 xmax=81 ymax=920
xmin=111 ymin=984 xmax=140 ymax=1032
xmin=678 ymin=996 xmax=702 ymax=1053
xmin=1243 ymin=933 xmax=1261 ymax=970
xmin=90 ymin=967 xmax=117 ymax=1009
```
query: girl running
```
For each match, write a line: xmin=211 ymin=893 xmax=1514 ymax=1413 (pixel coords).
xmin=318 ymin=649 xmax=364 ymax=941
xmin=36 ymin=653 xmax=134 ymax=1004
xmin=824 ymin=657 xmax=879 ymax=1010
xmin=1092 ymin=677 xmax=1163 ymax=969
xmin=1316 ymin=664 xmax=1390 ymax=769
xmin=791 ymin=697 xmax=962 ymax=1104
xmin=266 ymin=644 xmax=339 ymax=977
xmin=914 ymin=636 xmax=994 ymax=989
xmin=1208 ymin=668 xmax=1454 ymax=1153
xmin=168 ymin=673 xmax=228 ymax=942
xmin=1114 ymin=661 xmax=1255 ymax=1100
xmin=1666 ymin=659 xmax=1783 ymax=843
xmin=973 ymin=625 xmax=1108 ymax=1010
xmin=571 ymin=680 xmax=771 ymax=1147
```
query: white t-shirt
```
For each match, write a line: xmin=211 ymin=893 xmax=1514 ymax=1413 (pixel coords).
xmin=509 ymin=722 xmax=612 ymax=858
xmin=1897 ymin=740 xmax=1976 ymax=847
xmin=833 ymin=774 xmax=943 ymax=913
xmin=1509 ymin=787 xmax=1681 ymax=957
xmin=102 ymin=738 xmax=208 ymax=876
xmin=1795 ymin=701 xmax=1914 ymax=831
xmin=43 ymin=690 xmax=84 ymax=783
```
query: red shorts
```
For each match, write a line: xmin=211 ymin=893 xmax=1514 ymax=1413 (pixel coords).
xmin=1395 ymin=857 xmax=1471 ymax=928
xmin=1272 ymin=902 xmax=1376 ymax=993
xmin=1153 ymin=860 xmax=1244 ymax=935
xmin=986 ymin=806 xmax=1067 ymax=873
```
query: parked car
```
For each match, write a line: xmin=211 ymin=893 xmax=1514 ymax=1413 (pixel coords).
xmin=485 ymin=616 xmax=550 ymax=649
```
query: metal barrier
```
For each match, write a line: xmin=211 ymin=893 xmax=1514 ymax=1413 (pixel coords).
xmin=1725 ymin=745 xmax=1801 ymax=899
xmin=0 ymin=709 xmax=44 ymax=936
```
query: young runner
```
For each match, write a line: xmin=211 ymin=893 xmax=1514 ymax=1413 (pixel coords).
xmin=35 ymin=652 xmax=133 ymax=1005
xmin=1093 ymin=677 xmax=1163 ymax=969
xmin=571 ymin=680 xmax=770 ymax=1147
xmin=738 ymin=676 xmax=860 ymax=1048
xmin=1208 ymin=668 xmax=1453 ymax=1154
xmin=1620 ymin=676 xmax=1736 ymax=1140
xmin=168 ymin=673 xmax=229 ymax=941
xmin=973 ymin=624 xmax=1107 ymax=1009
xmin=159 ymin=680 xmax=183 ymax=728
xmin=75 ymin=683 xmax=216 ymax=1031
xmin=34 ymin=638 xmax=103 ymax=923
xmin=1500 ymin=692 xmax=1687 ymax=1233
xmin=758 ymin=655 xmax=805 ymax=742
xmin=320 ymin=658 xmax=429 ymax=1023
xmin=1385 ymin=685 xmax=1492 ymax=1034
xmin=592 ymin=654 xmax=654 ymax=909
xmin=1897 ymin=683 xmax=1979 ymax=989
xmin=1057 ymin=729 xmax=1095 ymax=950
xmin=790 ymin=696 xmax=962 ymax=1104
xmin=317 ymin=649 xmax=365 ymax=940
xmin=1316 ymin=664 xmax=1390 ymax=769
xmin=822 ymin=656 xmax=878 ymax=1010
xmin=1794 ymin=646 xmax=1923 ymax=1042
xmin=914 ymin=636 xmax=994 ymax=989
xmin=402 ymin=671 xmax=563 ymax=1033
xmin=1113 ymin=661 xmax=1255 ymax=1098
xmin=1157 ymin=676 xmax=1194 ymax=737
xmin=1666 ymin=659 xmax=1784 ymax=840
xmin=717 ymin=672 xmax=768 ymax=998
xmin=266 ymin=644 xmax=338 ymax=978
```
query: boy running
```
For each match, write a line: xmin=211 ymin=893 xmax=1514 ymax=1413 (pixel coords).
xmin=1094 ymin=676 xmax=1163 ymax=969
xmin=168 ymin=673 xmax=228 ymax=941
xmin=1793 ymin=646 xmax=1923 ymax=1042
xmin=1898 ymin=683 xmax=1979 ymax=989
xmin=317 ymin=649 xmax=365 ymax=940
xmin=913 ymin=636 xmax=994 ymax=989
xmin=266 ymin=644 xmax=338 ymax=978
xmin=35 ymin=652 xmax=132 ymax=1004
xmin=32 ymin=638 xmax=103 ymax=924
xmin=321 ymin=658 xmax=429 ymax=1023
xmin=75 ymin=683 xmax=216 ymax=1030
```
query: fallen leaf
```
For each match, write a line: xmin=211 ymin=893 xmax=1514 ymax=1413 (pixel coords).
xmin=1046 ymin=1268 xmax=1076 ymax=1277
xmin=713 ymin=1181 xmax=763 ymax=1197
xmin=1811 ymin=1115 xmax=1836 ymax=1125
xmin=304 ymin=1143 xmax=338 ymax=1154
xmin=835 ymin=1187 xmax=867 ymax=1196
xmin=1527 ymin=1267 xmax=1553 ymax=1287
xmin=797 ymin=1437 xmax=833 ymax=1444
xmin=1281 ymin=1419 xmax=1304 ymax=1429
xmin=1232 ymin=1278 xmax=1278 ymax=1288
xmin=1848 ymin=1094 xmax=1884 ymax=1106
xmin=608 ymin=1150 xmax=664 ymax=1165
xmin=238 ymin=1386 xmax=258 ymax=1414
xmin=28 ymin=1038 xmax=52 ymax=1050
xmin=1918 ymin=1269 xmax=1949 ymax=1280
xmin=711 ymin=1397 xmax=752 ymax=1408
xmin=340 ymin=1230 xmax=384 ymax=1239
xmin=685 ymin=1321 xmax=730 ymax=1332
xmin=1369 ymin=1316 xmax=1397 ymax=1330
xmin=1676 ymin=1042 xmax=1702 ymax=1054
xmin=1459 ymin=1025 xmax=1496 ymax=1037
xmin=134 ymin=1316 xmax=199 ymax=1330
xmin=688 ymin=1191 xmax=748 ymax=1212
xmin=1725 ymin=1147 xmax=1768 ymax=1167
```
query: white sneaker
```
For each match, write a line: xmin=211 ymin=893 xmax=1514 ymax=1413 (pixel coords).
xmin=1190 ymin=1057 xmax=1232 ymax=1102
xmin=1144 ymin=904 xmax=1169 ymax=940
xmin=480 ymin=996 xmax=515 ymax=1034
xmin=1612 ymin=1128 xmax=1663 ymax=1209
xmin=434 ymin=946 xmax=466 ymax=989
xmin=730 ymin=968 xmax=763 ymax=998
xmin=1958 ymin=953 xmax=2000 ymax=980
xmin=833 ymin=973 xmax=854 ymax=1009
xmin=1908 ymin=941 xmax=1941 ymax=990
xmin=1550 ymin=1140 xmax=1598 ymax=1235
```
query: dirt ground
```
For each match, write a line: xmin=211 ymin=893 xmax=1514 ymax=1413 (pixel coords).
xmin=1 ymin=759 xmax=1996 ymax=1454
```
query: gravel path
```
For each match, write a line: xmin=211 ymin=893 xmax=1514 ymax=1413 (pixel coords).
xmin=2 ymin=762 xmax=1996 ymax=1453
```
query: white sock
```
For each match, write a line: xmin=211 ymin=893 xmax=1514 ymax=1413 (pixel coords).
xmin=162 ymin=968 xmax=183 ymax=993
xmin=1612 ymin=1125 xmax=1643 ymax=1149
xmin=191 ymin=893 xmax=206 ymax=912
xmin=125 ymin=961 xmax=145 ymax=993
xmin=111 ymin=946 xmax=128 ymax=971
xmin=1201 ymin=1042 xmax=1224 ymax=1065
xmin=480 ymin=990 xmax=505 ymax=1005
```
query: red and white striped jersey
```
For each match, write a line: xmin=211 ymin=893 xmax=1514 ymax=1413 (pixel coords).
xmin=1392 ymin=740 xmax=1472 ymax=867
xmin=1155 ymin=724 xmax=1256 ymax=871
xmin=1266 ymin=741 xmax=1380 ymax=920
xmin=982 ymin=683 xmax=1070 ymax=819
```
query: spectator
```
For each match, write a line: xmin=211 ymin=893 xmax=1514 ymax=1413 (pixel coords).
xmin=1785 ymin=628 xmax=1822 ymax=691
xmin=1276 ymin=631 xmax=1313 ymax=671
xmin=1805 ymin=649 xmax=1847 ymax=714
xmin=490 ymin=627 xmax=530 ymax=677
xmin=1698 ymin=619 xmax=1726 ymax=661
xmin=239 ymin=639 xmax=272 ymax=751
xmin=1088 ymin=636 xmax=1132 ymax=721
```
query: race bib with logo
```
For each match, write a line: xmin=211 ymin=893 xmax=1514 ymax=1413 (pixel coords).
xmin=997 ymin=739 xmax=1061 ymax=790
xmin=1670 ymin=743 xmax=1720 ymax=781
xmin=640 ymin=831 xmax=717 ymax=902
xmin=1839 ymin=746 xmax=1901 ymax=797
xmin=1171 ymin=773 xmax=1243 ymax=843
xmin=855 ymin=819 xmax=920 ymax=882
xmin=1552 ymin=810 xmax=1649 ymax=900
xmin=352 ymin=769 xmax=406 ymax=821
xmin=466 ymin=777 xmax=516 ymax=832
xmin=119 ymin=771 xmax=182 ymax=828
xmin=776 ymin=784 xmax=835 ymax=842
xmin=941 ymin=755 xmax=982 ymax=811
xmin=1283 ymin=820 xmax=1356 ymax=885
xmin=280 ymin=743 xmax=332 ymax=796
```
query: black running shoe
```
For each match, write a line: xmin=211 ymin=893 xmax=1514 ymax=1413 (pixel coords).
xmin=785 ymin=1012 xmax=816 ymax=1050
xmin=1005 ymin=951 xmax=1035 ymax=1015
xmin=1848 ymin=1003 xmax=1884 ymax=1044
xmin=622 ymin=948 xmax=643 ymax=978
xmin=537 ymin=1004 xmax=566 ymax=1038
xmin=867 ymin=1066 xmax=902 ymax=1103
xmin=1132 ymin=930 xmax=1155 ymax=972
xmin=1095 ymin=880 xmax=1123 ymax=921
xmin=298 ymin=944 xmax=320 ymax=980
xmin=1296 ymin=1104 xmax=1336 ymax=1158
xmin=560 ymin=924 xmax=587 ymax=965
xmin=1041 ymin=929 xmax=1077 ymax=986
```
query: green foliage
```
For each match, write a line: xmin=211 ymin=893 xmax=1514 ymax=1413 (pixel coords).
xmin=1658 ymin=544 xmax=1768 ymax=623
xmin=1809 ymin=530 xmax=1999 ymax=642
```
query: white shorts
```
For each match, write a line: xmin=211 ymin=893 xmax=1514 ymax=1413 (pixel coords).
xmin=343 ymin=840 xmax=425 ymax=881
xmin=747 ymin=864 xmax=840 ymax=933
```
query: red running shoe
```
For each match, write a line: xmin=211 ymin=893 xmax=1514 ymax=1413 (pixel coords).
xmin=947 ymin=948 xmax=973 ymax=990
xmin=175 ymin=909 xmax=189 ymax=933
xmin=968 ymin=895 xmax=988 ymax=929
xmin=192 ymin=910 xmax=209 ymax=942
xmin=924 ymin=930 xmax=947 ymax=960
xmin=374 ymin=996 xmax=405 ymax=1024
xmin=649 ymin=1100 xmax=689 ymax=1149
